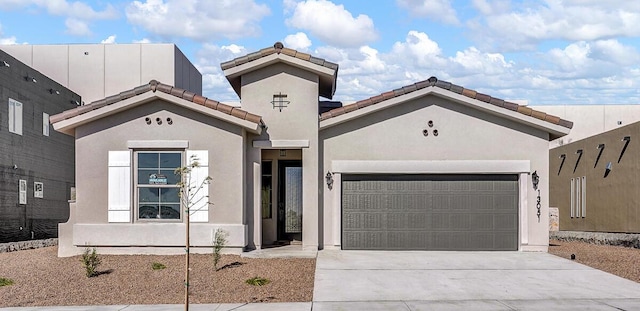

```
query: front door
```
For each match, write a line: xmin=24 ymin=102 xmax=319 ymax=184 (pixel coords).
xmin=277 ymin=160 xmax=303 ymax=242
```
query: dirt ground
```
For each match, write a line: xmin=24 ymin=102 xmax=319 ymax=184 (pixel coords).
xmin=549 ymin=239 xmax=640 ymax=283
xmin=0 ymin=246 xmax=315 ymax=307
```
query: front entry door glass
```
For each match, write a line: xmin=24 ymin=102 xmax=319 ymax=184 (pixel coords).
xmin=284 ymin=166 xmax=302 ymax=233
xmin=278 ymin=160 xmax=302 ymax=240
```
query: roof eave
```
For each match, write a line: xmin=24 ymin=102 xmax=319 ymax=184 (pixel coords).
xmin=52 ymin=92 xmax=263 ymax=135
xmin=223 ymin=53 xmax=337 ymax=99
xmin=319 ymin=87 xmax=570 ymax=141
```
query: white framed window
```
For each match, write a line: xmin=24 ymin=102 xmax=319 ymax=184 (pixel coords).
xmin=34 ymin=182 xmax=44 ymax=198
xmin=42 ymin=112 xmax=50 ymax=136
xmin=136 ymin=151 xmax=183 ymax=220
xmin=570 ymin=176 xmax=586 ymax=218
xmin=9 ymin=98 xmax=23 ymax=135
xmin=19 ymin=179 xmax=27 ymax=204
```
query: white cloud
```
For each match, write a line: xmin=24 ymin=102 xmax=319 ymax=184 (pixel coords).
xmin=133 ymin=38 xmax=152 ymax=43
xmin=390 ymin=31 xmax=446 ymax=68
xmin=101 ymin=35 xmax=117 ymax=44
xmin=64 ymin=18 xmax=91 ymax=36
xmin=0 ymin=24 xmax=17 ymax=45
xmin=195 ymin=44 xmax=249 ymax=101
xmin=470 ymin=0 xmax=640 ymax=51
xmin=285 ymin=0 xmax=377 ymax=48
xmin=126 ymin=0 xmax=270 ymax=41
xmin=397 ymin=0 xmax=459 ymax=25
xmin=449 ymin=47 xmax=513 ymax=75
xmin=0 ymin=1 xmax=117 ymax=36
xmin=470 ymin=0 xmax=510 ymax=15
xmin=284 ymin=32 xmax=312 ymax=51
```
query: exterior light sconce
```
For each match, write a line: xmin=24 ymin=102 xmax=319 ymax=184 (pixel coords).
xmin=531 ymin=170 xmax=541 ymax=222
xmin=573 ymin=149 xmax=583 ymax=173
xmin=604 ymin=162 xmax=612 ymax=178
xmin=1 ymin=60 xmax=9 ymax=67
xmin=25 ymin=75 xmax=37 ymax=83
xmin=531 ymin=171 xmax=539 ymax=190
xmin=271 ymin=92 xmax=290 ymax=112
xmin=618 ymin=136 xmax=631 ymax=163
xmin=557 ymin=154 xmax=566 ymax=175
xmin=49 ymin=89 xmax=60 ymax=95
xmin=325 ymin=171 xmax=334 ymax=190
xmin=594 ymin=144 xmax=605 ymax=168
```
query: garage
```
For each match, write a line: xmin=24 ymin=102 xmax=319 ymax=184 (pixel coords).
xmin=341 ymin=174 xmax=519 ymax=251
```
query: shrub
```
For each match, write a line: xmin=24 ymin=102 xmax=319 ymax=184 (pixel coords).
xmin=0 ymin=277 xmax=14 ymax=287
xmin=212 ymin=229 xmax=228 ymax=271
xmin=245 ymin=276 xmax=270 ymax=286
xmin=152 ymin=262 xmax=166 ymax=270
xmin=81 ymin=247 xmax=102 ymax=277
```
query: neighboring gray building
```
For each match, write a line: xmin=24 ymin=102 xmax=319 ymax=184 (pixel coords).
xmin=52 ymin=43 xmax=572 ymax=257
xmin=0 ymin=49 xmax=78 ymax=242
xmin=1 ymin=44 xmax=201 ymax=104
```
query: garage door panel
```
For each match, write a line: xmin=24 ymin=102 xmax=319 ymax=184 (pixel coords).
xmin=342 ymin=174 xmax=518 ymax=251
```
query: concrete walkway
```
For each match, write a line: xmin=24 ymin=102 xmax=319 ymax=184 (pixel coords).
xmin=3 ymin=251 xmax=640 ymax=310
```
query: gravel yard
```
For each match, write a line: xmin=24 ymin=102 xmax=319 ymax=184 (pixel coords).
xmin=0 ymin=246 xmax=315 ymax=307
xmin=1 ymin=240 xmax=638 ymax=307
xmin=549 ymin=239 xmax=640 ymax=283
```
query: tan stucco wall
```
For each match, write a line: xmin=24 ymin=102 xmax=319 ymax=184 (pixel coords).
xmin=241 ymin=63 xmax=320 ymax=250
xmin=321 ymin=95 xmax=552 ymax=250
xmin=60 ymin=99 xmax=247 ymax=255
xmin=549 ymin=121 xmax=640 ymax=233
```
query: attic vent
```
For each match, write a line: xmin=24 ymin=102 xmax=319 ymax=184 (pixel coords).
xmin=274 ymin=42 xmax=284 ymax=53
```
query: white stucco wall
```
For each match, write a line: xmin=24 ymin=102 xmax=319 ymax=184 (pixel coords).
xmin=240 ymin=63 xmax=321 ymax=250
xmin=530 ymin=105 xmax=640 ymax=149
xmin=1 ymin=44 xmax=202 ymax=104
xmin=59 ymin=100 xmax=246 ymax=256
xmin=321 ymin=95 xmax=552 ymax=251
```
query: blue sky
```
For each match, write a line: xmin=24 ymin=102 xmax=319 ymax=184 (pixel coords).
xmin=0 ymin=0 xmax=639 ymax=105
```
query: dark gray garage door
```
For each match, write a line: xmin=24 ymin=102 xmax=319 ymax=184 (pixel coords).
xmin=342 ymin=174 xmax=518 ymax=251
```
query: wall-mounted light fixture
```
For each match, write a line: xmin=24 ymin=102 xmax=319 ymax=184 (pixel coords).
xmin=71 ymin=100 xmax=81 ymax=106
xmin=573 ymin=149 xmax=583 ymax=173
xmin=594 ymin=144 xmax=605 ymax=168
xmin=24 ymin=75 xmax=37 ymax=83
xmin=1 ymin=60 xmax=9 ymax=67
xmin=271 ymin=92 xmax=290 ymax=112
xmin=49 ymin=89 xmax=60 ymax=95
xmin=557 ymin=154 xmax=566 ymax=175
xmin=604 ymin=161 xmax=612 ymax=178
xmin=531 ymin=171 xmax=539 ymax=190
xmin=325 ymin=171 xmax=334 ymax=190
xmin=618 ymin=136 xmax=631 ymax=163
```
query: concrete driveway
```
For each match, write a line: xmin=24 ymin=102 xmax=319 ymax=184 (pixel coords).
xmin=313 ymin=251 xmax=640 ymax=310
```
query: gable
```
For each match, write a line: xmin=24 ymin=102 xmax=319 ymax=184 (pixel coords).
xmin=320 ymin=77 xmax=572 ymax=141
xmin=51 ymin=80 xmax=264 ymax=136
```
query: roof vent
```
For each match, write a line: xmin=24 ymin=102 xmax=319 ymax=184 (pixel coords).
xmin=274 ymin=41 xmax=284 ymax=53
xmin=428 ymin=76 xmax=438 ymax=84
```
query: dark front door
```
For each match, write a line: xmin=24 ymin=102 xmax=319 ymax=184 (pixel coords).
xmin=277 ymin=160 xmax=303 ymax=241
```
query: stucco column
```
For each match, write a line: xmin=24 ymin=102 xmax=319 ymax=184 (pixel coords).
xmin=302 ymin=146 xmax=318 ymax=250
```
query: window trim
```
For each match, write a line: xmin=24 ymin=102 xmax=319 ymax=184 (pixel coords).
xmin=134 ymin=150 xmax=184 ymax=222
xmin=42 ymin=112 xmax=50 ymax=136
xmin=34 ymin=182 xmax=44 ymax=198
xmin=8 ymin=98 xmax=23 ymax=135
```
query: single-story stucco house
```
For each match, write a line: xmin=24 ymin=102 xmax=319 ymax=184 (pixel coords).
xmin=51 ymin=42 xmax=572 ymax=257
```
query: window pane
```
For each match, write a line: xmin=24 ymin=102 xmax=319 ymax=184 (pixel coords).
xmin=161 ymin=188 xmax=180 ymax=203
xmin=161 ymin=169 xmax=180 ymax=184
xmin=138 ymin=153 xmax=159 ymax=168
xmin=160 ymin=153 xmax=181 ymax=168
xmin=139 ymin=204 xmax=159 ymax=219
xmin=139 ymin=187 xmax=160 ymax=203
xmin=160 ymin=204 xmax=181 ymax=219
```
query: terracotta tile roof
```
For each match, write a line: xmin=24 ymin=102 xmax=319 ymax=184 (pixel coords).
xmin=319 ymin=76 xmax=574 ymax=129
xmin=50 ymin=80 xmax=264 ymax=126
xmin=220 ymin=42 xmax=339 ymax=72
